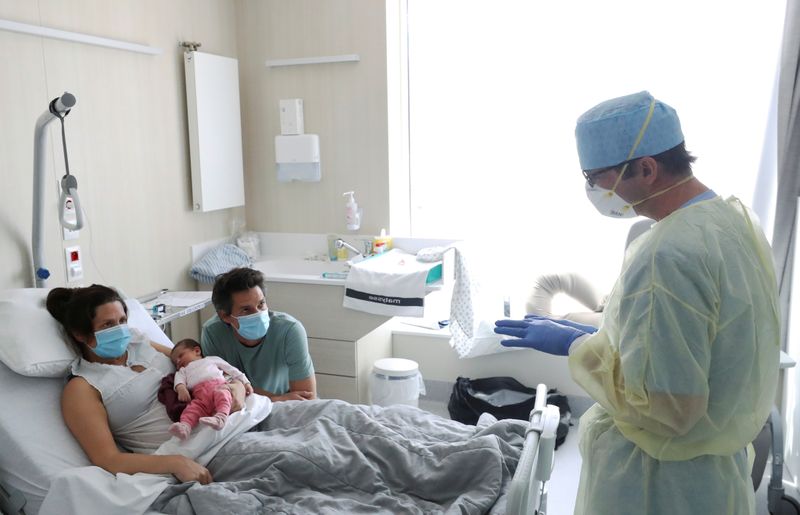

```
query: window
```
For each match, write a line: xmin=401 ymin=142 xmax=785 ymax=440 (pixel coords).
xmin=401 ymin=0 xmax=784 ymax=310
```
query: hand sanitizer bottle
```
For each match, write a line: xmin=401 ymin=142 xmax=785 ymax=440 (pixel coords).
xmin=343 ymin=191 xmax=361 ymax=231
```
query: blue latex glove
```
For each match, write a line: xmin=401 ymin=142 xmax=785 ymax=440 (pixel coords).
xmin=494 ymin=318 xmax=588 ymax=355
xmin=524 ymin=314 xmax=598 ymax=334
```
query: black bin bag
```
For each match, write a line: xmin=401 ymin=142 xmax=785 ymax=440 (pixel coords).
xmin=448 ymin=376 xmax=572 ymax=448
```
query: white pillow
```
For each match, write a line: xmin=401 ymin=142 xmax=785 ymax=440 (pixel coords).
xmin=0 ymin=289 xmax=76 ymax=377
xmin=0 ymin=288 xmax=173 ymax=378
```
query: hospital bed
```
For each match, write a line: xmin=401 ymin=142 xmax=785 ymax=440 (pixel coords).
xmin=0 ymin=288 xmax=559 ymax=515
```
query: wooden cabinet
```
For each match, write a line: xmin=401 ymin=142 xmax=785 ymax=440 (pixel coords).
xmin=266 ymin=281 xmax=393 ymax=403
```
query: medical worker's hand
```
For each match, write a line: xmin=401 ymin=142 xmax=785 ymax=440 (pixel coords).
xmin=171 ymin=455 xmax=213 ymax=484
xmin=524 ymin=314 xmax=598 ymax=334
xmin=494 ymin=318 xmax=589 ymax=355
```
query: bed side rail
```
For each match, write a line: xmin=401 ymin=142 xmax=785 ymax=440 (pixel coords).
xmin=506 ymin=383 xmax=561 ymax=515
xmin=0 ymin=480 xmax=26 ymax=515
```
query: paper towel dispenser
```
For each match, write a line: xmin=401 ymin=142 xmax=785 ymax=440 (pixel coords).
xmin=275 ymin=134 xmax=321 ymax=182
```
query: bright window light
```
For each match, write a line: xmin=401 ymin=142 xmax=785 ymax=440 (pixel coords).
xmin=403 ymin=0 xmax=784 ymax=309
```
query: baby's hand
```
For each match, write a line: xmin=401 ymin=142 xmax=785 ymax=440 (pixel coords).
xmin=176 ymin=386 xmax=191 ymax=403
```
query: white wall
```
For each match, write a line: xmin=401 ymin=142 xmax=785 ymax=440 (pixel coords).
xmin=234 ymin=0 xmax=392 ymax=237
xmin=0 ymin=0 xmax=245 ymax=336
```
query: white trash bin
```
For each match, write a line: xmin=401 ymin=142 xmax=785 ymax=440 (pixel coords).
xmin=369 ymin=358 xmax=426 ymax=407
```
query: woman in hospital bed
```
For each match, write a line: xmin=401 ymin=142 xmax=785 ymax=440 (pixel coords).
xmin=45 ymin=283 xmax=528 ymax=513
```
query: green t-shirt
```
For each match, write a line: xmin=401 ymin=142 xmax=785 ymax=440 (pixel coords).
xmin=200 ymin=311 xmax=314 ymax=395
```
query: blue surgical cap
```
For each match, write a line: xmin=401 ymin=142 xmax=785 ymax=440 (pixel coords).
xmin=575 ymin=91 xmax=684 ymax=171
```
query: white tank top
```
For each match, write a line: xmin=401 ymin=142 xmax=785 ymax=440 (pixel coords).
xmin=70 ymin=333 xmax=174 ymax=454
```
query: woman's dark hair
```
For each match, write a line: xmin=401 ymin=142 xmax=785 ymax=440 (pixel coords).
xmin=46 ymin=284 xmax=127 ymax=354
xmin=171 ymin=338 xmax=203 ymax=359
xmin=211 ymin=267 xmax=266 ymax=315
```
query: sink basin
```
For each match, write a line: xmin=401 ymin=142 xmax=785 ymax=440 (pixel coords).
xmin=253 ymin=257 xmax=350 ymax=285
xmin=252 ymin=254 xmax=444 ymax=290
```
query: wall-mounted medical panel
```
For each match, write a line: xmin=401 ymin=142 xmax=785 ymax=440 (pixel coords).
xmin=184 ymin=51 xmax=245 ymax=212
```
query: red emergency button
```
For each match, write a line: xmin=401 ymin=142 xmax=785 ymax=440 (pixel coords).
xmin=70 ymin=250 xmax=80 ymax=262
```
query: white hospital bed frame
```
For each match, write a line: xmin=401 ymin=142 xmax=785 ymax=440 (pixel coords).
xmin=0 ymin=482 xmax=26 ymax=515
xmin=507 ymin=383 xmax=562 ymax=515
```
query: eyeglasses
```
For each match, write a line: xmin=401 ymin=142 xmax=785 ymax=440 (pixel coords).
xmin=582 ymin=158 xmax=638 ymax=187
xmin=582 ymin=167 xmax=614 ymax=187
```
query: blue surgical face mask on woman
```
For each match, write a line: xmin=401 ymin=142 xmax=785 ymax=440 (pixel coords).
xmin=93 ymin=324 xmax=132 ymax=359
xmin=235 ymin=311 xmax=270 ymax=340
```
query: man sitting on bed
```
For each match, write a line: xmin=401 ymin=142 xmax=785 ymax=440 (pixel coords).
xmin=201 ymin=267 xmax=317 ymax=401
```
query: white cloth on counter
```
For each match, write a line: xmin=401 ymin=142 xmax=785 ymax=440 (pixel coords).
xmin=449 ymin=243 xmax=515 ymax=359
xmin=190 ymin=243 xmax=252 ymax=284
xmin=343 ymin=249 xmax=432 ymax=317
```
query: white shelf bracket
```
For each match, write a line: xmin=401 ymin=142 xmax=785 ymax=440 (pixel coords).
xmin=265 ymin=54 xmax=360 ymax=68
xmin=0 ymin=18 xmax=162 ymax=55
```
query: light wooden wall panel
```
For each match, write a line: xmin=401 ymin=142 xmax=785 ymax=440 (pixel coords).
xmin=0 ymin=1 xmax=244 ymax=341
xmin=235 ymin=0 xmax=391 ymax=236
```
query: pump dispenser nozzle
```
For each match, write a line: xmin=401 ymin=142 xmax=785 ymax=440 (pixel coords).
xmin=343 ymin=191 xmax=361 ymax=231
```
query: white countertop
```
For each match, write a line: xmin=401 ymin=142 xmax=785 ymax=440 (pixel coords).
xmin=252 ymin=255 xmax=445 ymax=291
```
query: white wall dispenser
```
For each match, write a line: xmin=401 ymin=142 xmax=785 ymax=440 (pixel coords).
xmin=275 ymin=134 xmax=321 ymax=182
xmin=275 ymin=98 xmax=321 ymax=182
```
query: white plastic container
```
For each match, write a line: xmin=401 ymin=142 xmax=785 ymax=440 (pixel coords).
xmin=369 ymin=358 xmax=426 ymax=407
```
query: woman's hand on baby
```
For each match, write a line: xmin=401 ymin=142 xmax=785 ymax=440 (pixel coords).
xmin=244 ymin=383 xmax=254 ymax=396
xmin=171 ymin=456 xmax=213 ymax=484
xmin=226 ymin=381 xmax=247 ymax=412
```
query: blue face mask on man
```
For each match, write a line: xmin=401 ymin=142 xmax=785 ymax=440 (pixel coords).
xmin=235 ymin=311 xmax=270 ymax=340
xmin=93 ymin=324 xmax=132 ymax=359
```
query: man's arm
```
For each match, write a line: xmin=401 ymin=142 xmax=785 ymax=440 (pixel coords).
xmin=252 ymin=375 xmax=315 ymax=401
xmin=282 ymin=320 xmax=317 ymax=400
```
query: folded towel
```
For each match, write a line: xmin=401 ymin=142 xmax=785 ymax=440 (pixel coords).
xmin=343 ymin=249 xmax=432 ymax=317
xmin=190 ymin=243 xmax=252 ymax=284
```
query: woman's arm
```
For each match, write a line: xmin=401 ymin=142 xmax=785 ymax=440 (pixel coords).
xmin=150 ymin=342 xmax=173 ymax=358
xmin=62 ymin=377 xmax=212 ymax=483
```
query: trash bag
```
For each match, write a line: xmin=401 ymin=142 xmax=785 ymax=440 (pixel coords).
xmin=448 ymin=376 xmax=571 ymax=448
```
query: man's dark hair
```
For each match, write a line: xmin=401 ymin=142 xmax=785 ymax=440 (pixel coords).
xmin=651 ymin=141 xmax=696 ymax=177
xmin=211 ymin=267 xmax=266 ymax=315
xmin=616 ymin=141 xmax=696 ymax=180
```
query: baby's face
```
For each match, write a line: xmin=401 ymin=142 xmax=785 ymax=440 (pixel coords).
xmin=171 ymin=345 xmax=202 ymax=369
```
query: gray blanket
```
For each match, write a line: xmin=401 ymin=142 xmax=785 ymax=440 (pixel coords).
xmin=151 ymin=399 xmax=527 ymax=514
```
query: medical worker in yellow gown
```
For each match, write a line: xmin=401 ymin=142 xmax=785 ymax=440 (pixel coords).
xmin=495 ymin=91 xmax=780 ymax=514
